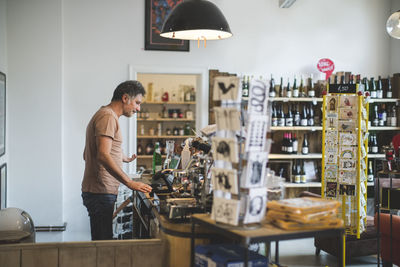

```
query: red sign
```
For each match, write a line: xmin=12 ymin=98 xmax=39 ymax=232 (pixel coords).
xmin=317 ymin=58 xmax=335 ymax=80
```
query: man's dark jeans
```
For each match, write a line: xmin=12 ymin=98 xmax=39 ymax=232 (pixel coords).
xmin=82 ymin=192 xmax=117 ymax=240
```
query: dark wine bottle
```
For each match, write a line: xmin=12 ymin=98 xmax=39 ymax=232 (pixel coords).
xmin=302 ymin=134 xmax=309 ymax=155
xmin=285 ymin=104 xmax=293 ymax=127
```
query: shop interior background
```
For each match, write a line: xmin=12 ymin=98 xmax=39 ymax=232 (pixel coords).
xmin=0 ymin=0 xmax=399 ymax=242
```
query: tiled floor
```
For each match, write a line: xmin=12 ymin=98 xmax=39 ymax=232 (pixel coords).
xmin=270 ymin=238 xmax=378 ymax=267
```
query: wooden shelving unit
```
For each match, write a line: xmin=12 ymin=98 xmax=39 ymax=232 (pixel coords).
xmin=137 ymin=118 xmax=195 ymax=122
xmin=143 ymin=101 xmax=195 ymax=105
xmin=269 ymin=153 xmax=322 ymax=159
xmin=271 ymin=126 xmax=322 ymax=131
xmin=269 ymin=97 xmax=323 ymax=102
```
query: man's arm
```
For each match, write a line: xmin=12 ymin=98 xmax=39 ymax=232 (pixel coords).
xmin=97 ymin=135 xmax=152 ymax=193
xmin=123 ymin=154 xmax=137 ymax=163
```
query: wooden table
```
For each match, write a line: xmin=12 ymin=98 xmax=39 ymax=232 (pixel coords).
xmin=190 ymin=214 xmax=345 ymax=267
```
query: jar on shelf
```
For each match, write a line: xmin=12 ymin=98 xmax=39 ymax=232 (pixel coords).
xmin=172 ymin=109 xmax=178 ymax=119
xmin=173 ymin=127 xmax=179 ymax=136
xmin=137 ymin=144 xmax=143 ymax=155
xmin=157 ymin=123 xmax=162 ymax=136
xmin=145 ymin=143 xmax=154 ymax=155
xmin=179 ymin=126 xmax=185 ymax=136
xmin=178 ymin=109 xmax=183 ymax=118
xmin=162 ymin=106 xmax=168 ymax=118
xmin=166 ymin=128 xmax=172 ymax=136
xmin=185 ymin=109 xmax=193 ymax=120
xmin=184 ymin=123 xmax=191 ymax=135
xmin=149 ymin=127 xmax=155 ymax=136
xmin=140 ymin=124 xmax=145 ymax=136
xmin=266 ymin=170 xmax=285 ymax=201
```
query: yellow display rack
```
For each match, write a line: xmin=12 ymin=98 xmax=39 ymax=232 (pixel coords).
xmin=321 ymin=84 xmax=369 ymax=239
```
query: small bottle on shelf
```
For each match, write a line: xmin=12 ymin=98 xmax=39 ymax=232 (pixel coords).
xmin=371 ymin=133 xmax=379 ymax=154
xmin=287 ymin=132 xmax=293 ymax=154
xmin=278 ymin=104 xmax=285 ymax=127
xmin=281 ymin=133 xmax=287 ymax=153
xmin=370 ymin=77 xmax=377 ymax=98
xmin=292 ymin=133 xmax=298 ymax=154
xmin=285 ymin=103 xmax=293 ymax=127
xmin=295 ymin=161 xmax=301 ymax=184
xmin=300 ymin=160 xmax=306 ymax=183
xmin=300 ymin=104 xmax=308 ymax=126
xmin=272 ymin=103 xmax=278 ymax=126
xmin=278 ymin=77 xmax=284 ymax=97
xmin=302 ymin=133 xmax=309 ymax=155
xmin=386 ymin=76 xmax=392 ymax=98
xmin=308 ymin=74 xmax=315 ymax=97
xmin=291 ymin=160 xmax=298 ymax=183
xmin=388 ymin=104 xmax=397 ymax=126
xmin=184 ymin=123 xmax=191 ymax=135
xmin=292 ymin=75 xmax=299 ymax=97
xmin=307 ymin=103 xmax=314 ymax=126
xmin=377 ymin=76 xmax=383 ymax=99
xmin=286 ymin=77 xmax=292 ymax=98
xmin=293 ymin=104 xmax=301 ymax=126
xmin=367 ymin=160 xmax=374 ymax=182
xmin=299 ymin=75 xmax=305 ymax=97
xmin=372 ymin=104 xmax=379 ymax=127
xmin=152 ymin=142 xmax=162 ymax=174
xmin=269 ymin=74 xmax=276 ymax=98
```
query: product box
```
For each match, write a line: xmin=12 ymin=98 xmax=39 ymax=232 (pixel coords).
xmin=195 ymin=244 xmax=268 ymax=267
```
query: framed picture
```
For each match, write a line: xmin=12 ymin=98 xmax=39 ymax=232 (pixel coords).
xmin=0 ymin=163 xmax=6 ymax=209
xmin=0 ymin=72 xmax=5 ymax=157
xmin=145 ymin=0 xmax=190 ymax=52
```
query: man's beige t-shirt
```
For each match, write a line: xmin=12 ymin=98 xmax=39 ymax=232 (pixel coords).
xmin=82 ymin=106 xmax=122 ymax=195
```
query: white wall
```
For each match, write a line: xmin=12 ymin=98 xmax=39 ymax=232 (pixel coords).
xmin=4 ymin=0 xmax=394 ymax=242
xmin=6 ymin=0 xmax=63 ymax=242
xmin=390 ymin=0 xmax=400 ymax=73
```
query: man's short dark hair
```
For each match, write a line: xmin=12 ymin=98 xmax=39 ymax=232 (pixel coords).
xmin=111 ymin=80 xmax=146 ymax=101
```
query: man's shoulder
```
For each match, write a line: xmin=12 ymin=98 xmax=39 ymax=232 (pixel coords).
xmin=93 ymin=106 xmax=117 ymax=120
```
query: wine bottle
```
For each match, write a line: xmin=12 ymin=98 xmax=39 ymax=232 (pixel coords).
xmin=269 ymin=74 xmax=276 ymax=98
xmin=292 ymin=160 xmax=298 ymax=183
xmin=386 ymin=76 xmax=392 ymax=98
xmin=370 ymin=77 xmax=377 ymax=98
xmin=389 ymin=104 xmax=397 ymax=126
xmin=279 ymin=77 xmax=284 ymax=97
xmin=363 ymin=77 xmax=370 ymax=95
xmin=285 ymin=104 xmax=293 ymax=126
xmin=371 ymin=133 xmax=378 ymax=154
xmin=300 ymin=160 xmax=306 ymax=183
xmin=152 ymin=142 xmax=162 ymax=174
xmin=294 ymin=104 xmax=301 ymax=126
xmin=292 ymin=133 xmax=298 ymax=154
xmin=381 ymin=104 xmax=387 ymax=126
xmin=301 ymin=104 xmax=308 ymax=126
xmin=367 ymin=160 xmax=374 ymax=182
xmin=272 ymin=103 xmax=278 ymax=126
xmin=286 ymin=77 xmax=292 ymax=98
xmin=308 ymin=74 xmax=315 ymax=97
xmin=307 ymin=103 xmax=314 ymax=126
xmin=299 ymin=75 xmax=304 ymax=97
xmin=302 ymin=134 xmax=309 ymax=155
xmin=278 ymin=104 xmax=285 ymax=127
xmin=287 ymin=132 xmax=293 ymax=154
xmin=378 ymin=104 xmax=384 ymax=126
xmin=372 ymin=104 xmax=379 ymax=127
xmin=295 ymin=161 xmax=301 ymax=184
xmin=281 ymin=133 xmax=287 ymax=153
xmin=137 ymin=144 xmax=143 ymax=155
xmin=292 ymin=76 xmax=299 ymax=97
xmin=377 ymin=76 xmax=383 ymax=99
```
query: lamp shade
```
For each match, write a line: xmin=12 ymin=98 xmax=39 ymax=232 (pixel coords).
xmin=386 ymin=10 xmax=400 ymax=39
xmin=160 ymin=0 xmax=232 ymax=40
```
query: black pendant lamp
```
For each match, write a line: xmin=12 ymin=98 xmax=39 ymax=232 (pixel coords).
xmin=160 ymin=0 xmax=232 ymax=42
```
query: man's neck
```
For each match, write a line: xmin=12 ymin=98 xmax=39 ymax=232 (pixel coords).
xmin=107 ymin=101 xmax=123 ymax=117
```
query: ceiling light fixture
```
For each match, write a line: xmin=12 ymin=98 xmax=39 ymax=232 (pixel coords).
xmin=386 ymin=10 xmax=400 ymax=39
xmin=160 ymin=0 xmax=232 ymax=48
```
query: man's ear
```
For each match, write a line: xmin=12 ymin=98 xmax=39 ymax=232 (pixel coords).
xmin=122 ymin=94 xmax=130 ymax=104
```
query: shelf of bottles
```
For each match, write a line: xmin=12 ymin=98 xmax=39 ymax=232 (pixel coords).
xmin=136 ymin=85 xmax=196 ymax=170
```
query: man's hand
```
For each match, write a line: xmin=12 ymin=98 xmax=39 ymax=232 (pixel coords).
xmin=123 ymin=154 xmax=137 ymax=163
xmin=128 ymin=181 xmax=152 ymax=193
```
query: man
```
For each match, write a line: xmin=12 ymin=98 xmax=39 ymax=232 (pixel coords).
xmin=82 ymin=80 xmax=152 ymax=240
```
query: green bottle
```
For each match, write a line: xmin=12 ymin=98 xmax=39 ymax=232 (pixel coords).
xmin=184 ymin=123 xmax=191 ymax=136
xmin=152 ymin=142 xmax=162 ymax=174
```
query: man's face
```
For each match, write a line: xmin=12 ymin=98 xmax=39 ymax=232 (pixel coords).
xmin=123 ymin=94 xmax=143 ymax=117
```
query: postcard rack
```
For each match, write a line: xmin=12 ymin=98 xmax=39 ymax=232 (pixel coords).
xmin=210 ymin=76 xmax=271 ymax=226
xmin=321 ymin=84 xmax=369 ymax=238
